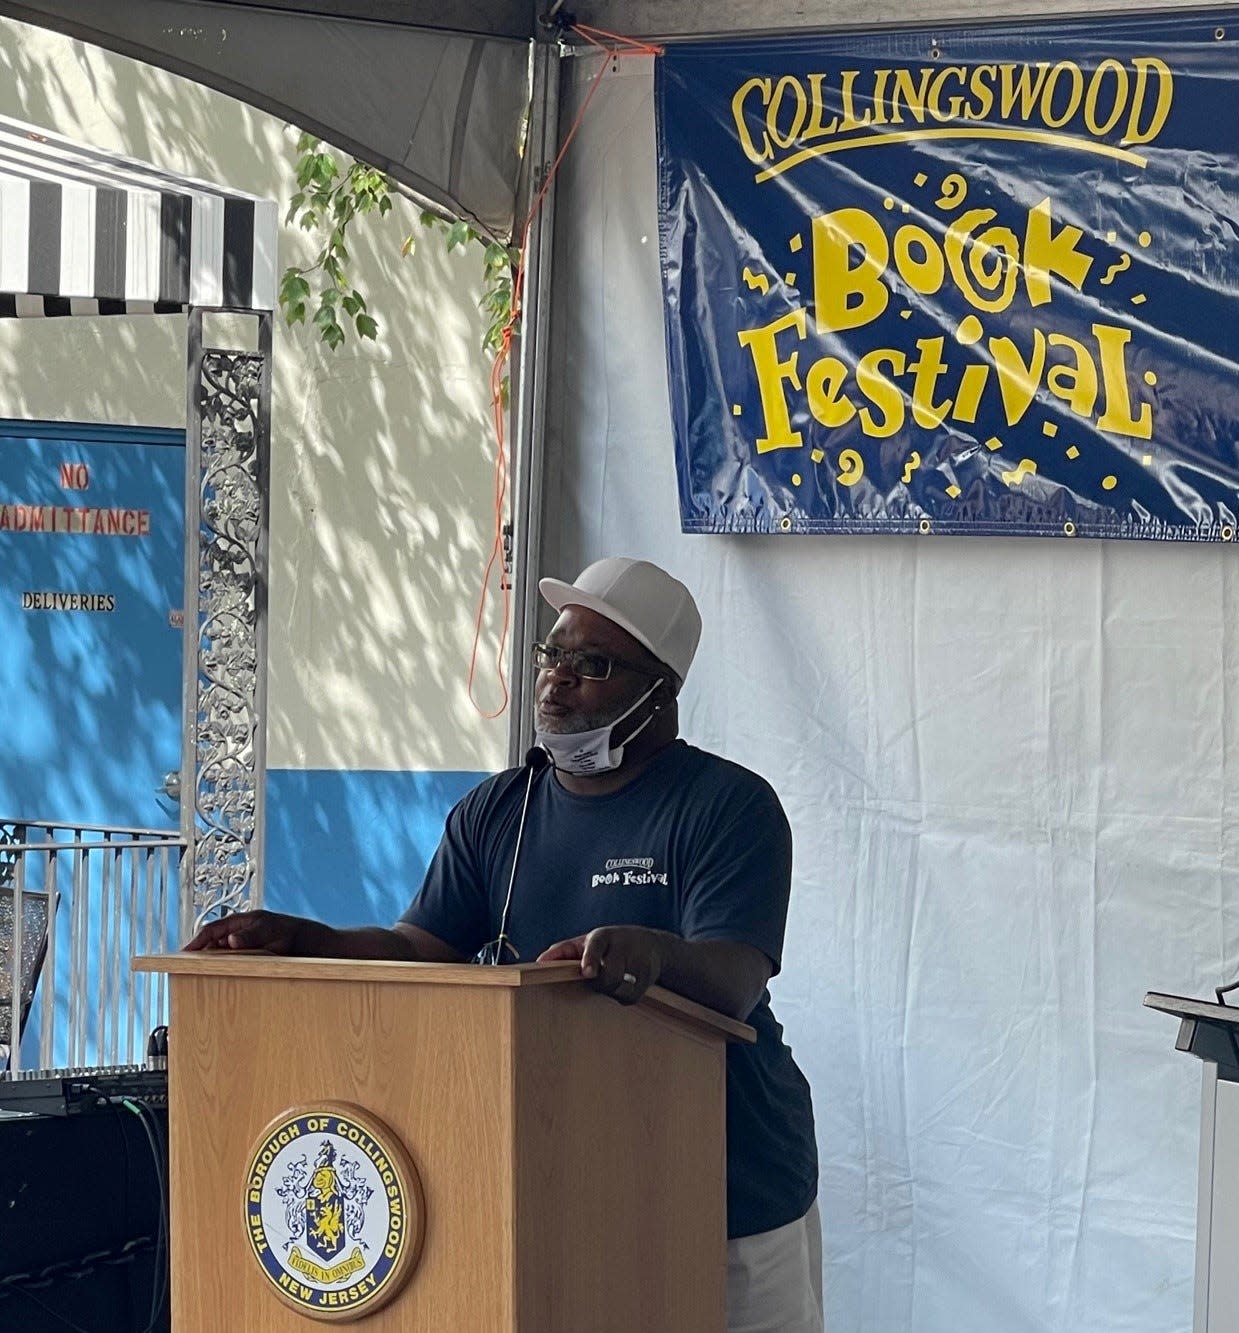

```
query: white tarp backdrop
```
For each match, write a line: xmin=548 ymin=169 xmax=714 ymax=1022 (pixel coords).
xmin=540 ymin=54 xmax=1239 ymax=1333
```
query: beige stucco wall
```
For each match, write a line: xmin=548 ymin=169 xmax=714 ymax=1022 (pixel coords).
xmin=0 ymin=16 xmax=510 ymax=775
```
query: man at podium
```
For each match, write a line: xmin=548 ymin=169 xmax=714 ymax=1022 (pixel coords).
xmin=187 ymin=557 xmax=822 ymax=1333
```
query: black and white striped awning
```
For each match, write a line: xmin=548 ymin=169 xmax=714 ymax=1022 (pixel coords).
xmin=0 ymin=113 xmax=277 ymax=317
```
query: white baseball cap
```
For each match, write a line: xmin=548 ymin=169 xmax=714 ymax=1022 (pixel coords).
xmin=539 ymin=557 xmax=702 ymax=684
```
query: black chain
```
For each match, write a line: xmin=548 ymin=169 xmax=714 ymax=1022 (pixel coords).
xmin=0 ymin=1235 xmax=155 ymax=1296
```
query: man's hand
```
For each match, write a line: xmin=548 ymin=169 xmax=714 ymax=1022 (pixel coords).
xmin=540 ymin=928 xmax=772 ymax=1020
xmin=184 ymin=914 xmax=461 ymax=963
xmin=537 ymin=926 xmax=665 ymax=1006
xmin=184 ymin=910 xmax=323 ymax=955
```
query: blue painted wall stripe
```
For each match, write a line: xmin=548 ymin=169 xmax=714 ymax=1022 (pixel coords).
xmin=264 ymin=769 xmax=491 ymax=928
xmin=0 ymin=417 xmax=183 ymax=448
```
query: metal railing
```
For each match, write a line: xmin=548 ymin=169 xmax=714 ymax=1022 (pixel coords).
xmin=0 ymin=819 xmax=185 ymax=1072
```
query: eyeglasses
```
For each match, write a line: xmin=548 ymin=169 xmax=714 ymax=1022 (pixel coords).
xmin=531 ymin=641 xmax=659 ymax=681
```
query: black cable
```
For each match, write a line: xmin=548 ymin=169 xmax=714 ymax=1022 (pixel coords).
xmin=76 ymin=1087 xmax=168 ymax=1333
xmin=121 ymin=1100 xmax=168 ymax=1332
xmin=114 ymin=1109 xmax=136 ymax=1326
xmin=3 ymin=1239 xmax=163 ymax=1333
xmin=147 ymin=1105 xmax=169 ymax=1330
xmin=127 ymin=1104 xmax=160 ymax=1330
xmin=7 ymin=1284 xmax=127 ymax=1333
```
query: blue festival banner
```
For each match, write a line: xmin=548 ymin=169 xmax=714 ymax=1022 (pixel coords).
xmin=657 ymin=12 xmax=1239 ymax=538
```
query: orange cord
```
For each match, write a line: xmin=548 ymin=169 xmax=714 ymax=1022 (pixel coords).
xmin=466 ymin=23 xmax=662 ymax=718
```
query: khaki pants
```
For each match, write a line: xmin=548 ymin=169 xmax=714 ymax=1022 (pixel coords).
xmin=726 ymin=1202 xmax=824 ymax=1333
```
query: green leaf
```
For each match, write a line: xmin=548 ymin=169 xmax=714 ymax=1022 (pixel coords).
xmin=289 ymin=301 xmax=307 ymax=324
xmin=356 ymin=313 xmax=378 ymax=340
xmin=278 ymin=272 xmax=313 ymax=313
xmin=350 ymin=289 xmax=367 ymax=312
xmin=313 ymin=302 xmax=337 ymax=330
xmin=299 ymin=210 xmax=318 ymax=231
xmin=419 ymin=210 xmax=439 ymax=228
xmin=379 ymin=196 xmax=393 ymax=216
xmin=485 ymin=314 xmax=507 ymax=352
xmin=446 ymin=220 xmax=470 ymax=252
xmin=342 ymin=294 xmax=361 ymax=317
xmin=284 ymin=191 xmax=306 ymax=226
xmin=322 ymin=322 xmax=346 ymax=351
xmin=297 ymin=132 xmax=319 ymax=153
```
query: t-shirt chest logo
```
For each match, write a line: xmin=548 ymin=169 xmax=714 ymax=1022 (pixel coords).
xmin=591 ymin=856 xmax=669 ymax=889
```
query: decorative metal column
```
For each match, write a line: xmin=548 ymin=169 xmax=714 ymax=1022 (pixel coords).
xmin=180 ymin=308 xmax=273 ymax=942
xmin=507 ymin=37 xmax=560 ymax=765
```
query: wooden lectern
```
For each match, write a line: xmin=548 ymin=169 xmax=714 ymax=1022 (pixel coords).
xmin=133 ymin=954 xmax=753 ymax=1332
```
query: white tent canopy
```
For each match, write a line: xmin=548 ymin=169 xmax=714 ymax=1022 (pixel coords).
xmin=0 ymin=111 xmax=277 ymax=315
xmin=0 ymin=0 xmax=532 ymax=240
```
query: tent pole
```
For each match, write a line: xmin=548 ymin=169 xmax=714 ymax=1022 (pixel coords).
xmin=180 ymin=307 xmax=203 ymax=946
xmin=507 ymin=36 xmax=561 ymax=764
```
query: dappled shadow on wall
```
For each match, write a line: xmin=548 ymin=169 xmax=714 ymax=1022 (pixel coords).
xmin=262 ymin=206 xmax=511 ymax=774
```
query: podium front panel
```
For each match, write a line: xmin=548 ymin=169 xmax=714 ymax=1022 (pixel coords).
xmin=169 ymin=974 xmax=516 ymax=1331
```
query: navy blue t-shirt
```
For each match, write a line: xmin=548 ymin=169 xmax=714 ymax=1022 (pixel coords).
xmin=400 ymin=739 xmax=818 ymax=1239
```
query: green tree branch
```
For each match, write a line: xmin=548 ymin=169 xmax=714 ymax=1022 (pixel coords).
xmin=280 ymin=133 xmax=518 ymax=379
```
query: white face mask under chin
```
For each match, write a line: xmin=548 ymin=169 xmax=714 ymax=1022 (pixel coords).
xmin=535 ymin=678 xmax=663 ymax=776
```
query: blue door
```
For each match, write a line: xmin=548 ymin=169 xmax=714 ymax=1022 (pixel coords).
xmin=0 ymin=420 xmax=184 ymax=827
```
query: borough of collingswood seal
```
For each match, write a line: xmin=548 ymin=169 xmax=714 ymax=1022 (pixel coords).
xmin=242 ymin=1103 xmax=424 ymax=1321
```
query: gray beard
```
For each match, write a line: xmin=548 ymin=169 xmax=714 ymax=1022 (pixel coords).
xmin=534 ymin=703 xmax=620 ymax=735
xmin=534 ymin=691 xmax=641 ymax=736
